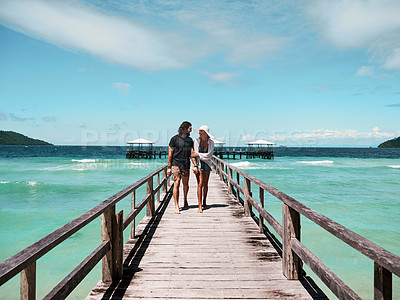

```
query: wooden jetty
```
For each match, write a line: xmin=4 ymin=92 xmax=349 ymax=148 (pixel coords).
xmin=214 ymin=148 xmax=274 ymax=160
xmin=1 ymin=157 xmax=399 ymax=299
xmin=126 ymin=138 xmax=168 ymax=159
xmin=87 ymin=173 xmax=321 ymax=299
xmin=213 ymin=140 xmax=275 ymax=160
xmin=126 ymin=149 xmax=168 ymax=159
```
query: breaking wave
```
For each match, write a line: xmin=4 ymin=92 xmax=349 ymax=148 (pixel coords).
xmin=388 ymin=165 xmax=400 ymax=169
xmin=297 ymin=160 xmax=334 ymax=166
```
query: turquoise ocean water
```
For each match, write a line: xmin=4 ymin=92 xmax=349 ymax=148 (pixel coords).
xmin=0 ymin=146 xmax=399 ymax=299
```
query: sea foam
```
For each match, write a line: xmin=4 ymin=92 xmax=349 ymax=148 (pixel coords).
xmin=297 ymin=160 xmax=334 ymax=166
xmin=71 ymin=159 xmax=96 ymax=163
xmin=388 ymin=165 xmax=400 ymax=169
xmin=230 ymin=161 xmax=252 ymax=168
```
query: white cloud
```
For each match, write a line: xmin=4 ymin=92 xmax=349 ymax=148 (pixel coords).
xmin=241 ymin=134 xmax=255 ymax=142
xmin=205 ymin=72 xmax=238 ymax=85
xmin=0 ymin=0 xmax=193 ymax=71
xmin=188 ymin=18 xmax=287 ymax=66
xmin=113 ymin=82 xmax=131 ymax=95
xmin=308 ymin=0 xmax=400 ymax=71
xmin=0 ymin=1 xmax=289 ymax=72
xmin=386 ymin=103 xmax=400 ymax=108
xmin=128 ymin=1 xmax=290 ymax=65
xmin=0 ymin=112 xmax=7 ymax=121
xmin=78 ymin=67 xmax=93 ymax=73
xmin=9 ymin=113 xmax=31 ymax=122
xmin=383 ymin=48 xmax=400 ymax=70
xmin=42 ymin=116 xmax=57 ymax=122
xmin=303 ymin=85 xmax=335 ymax=91
xmin=272 ymin=127 xmax=397 ymax=146
xmin=356 ymin=66 xmax=374 ymax=77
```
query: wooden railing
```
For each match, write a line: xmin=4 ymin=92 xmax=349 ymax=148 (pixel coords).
xmin=212 ymin=156 xmax=400 ymax=300
xmin=0 ymin=165 xmax=170 ymax=299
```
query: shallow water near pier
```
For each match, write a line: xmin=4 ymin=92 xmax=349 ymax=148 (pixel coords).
xmin=229 ymin=156 xmax=400 ymax=299
xmin=1 ymin=146 xmax=399 ymax=299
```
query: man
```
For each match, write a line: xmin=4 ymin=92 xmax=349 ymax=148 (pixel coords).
xmin=167 ymin=121 xmax=199 ymax=214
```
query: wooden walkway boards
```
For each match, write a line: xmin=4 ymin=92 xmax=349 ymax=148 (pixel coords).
xmin=87 ymin=172 xmax=325 ymax=299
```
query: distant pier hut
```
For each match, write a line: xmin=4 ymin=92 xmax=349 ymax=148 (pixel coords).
xmin=126 ymin=138 xmax=167 ymax=159
xmin=246 ymin=139 xmax=275 ymax=159
xmin=212 ymin=139 xmax=225 ymax=158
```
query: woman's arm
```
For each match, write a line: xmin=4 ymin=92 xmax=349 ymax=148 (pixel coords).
xmin=197 ymin=139 xmax=214 ymax=161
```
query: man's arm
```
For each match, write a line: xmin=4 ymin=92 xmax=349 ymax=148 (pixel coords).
xmin=167 ymin=146 xmax=174 ymax=176
xmin=191 ymin=147 xmax=199 ymax=174
xmin=191 ymin=147 xmax=199 ymax=158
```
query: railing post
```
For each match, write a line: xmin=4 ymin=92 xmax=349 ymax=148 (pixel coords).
xmin=157 ymin=172 xmax=160 ymax=203
xmin=236 ymin=172 xmax=240 ymax=202
xmin=101 ymin=205 xmax=115 ymax=283
xmin=219 ymin=161 xmax=223 ymax=181
xmin=113 ymin=211 xmax=123 ymax=281
xmin=146 ymin=176 xmax=155 ymax=217
xmin=374 ymin=262 xmax=392 ymax=300
xmin=282 ymin=204 xmax=302 ymax=280
xmin=228 ymin=167 xmax=233 ymax=194
xmin=259 ymin=187 xmax=264 ymax=233
xmin=21 ymin=261 xmax=36 ymax=300
xmin=131 ymin=190 xmax=136 ymax=238
xmin=162 ymin=168 xmax=167 ymax=196
xmin=244 ymin=177 xmax=251 ymax=217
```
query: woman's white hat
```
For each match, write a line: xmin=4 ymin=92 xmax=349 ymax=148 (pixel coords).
xmin=195 ymin=125 xmax=214 ymax=139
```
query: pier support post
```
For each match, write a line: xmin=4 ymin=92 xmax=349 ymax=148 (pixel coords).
xmin=244 ymin=177 xmax=252 ymax=217
xmin=282 ymin=204 xmax=302 ymax=280
xmin=21 ymin=261 xmax=36 ymax=300
xmin=374 ymin=263 xmax=392 ymax=300
xmin=131 ymin=190 xmax=136 ymax=238
xmin=146 ymin=177 xmax=155 ymax=217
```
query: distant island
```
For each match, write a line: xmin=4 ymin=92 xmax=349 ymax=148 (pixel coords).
xmin=0 ymin=131 xmax=52 ymax=145
xmin=378 ymin=137 xmax=400 ymax=148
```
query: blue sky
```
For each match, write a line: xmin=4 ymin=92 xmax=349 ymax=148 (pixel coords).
xmin=0 ymin=0 xmax=399 ymax=146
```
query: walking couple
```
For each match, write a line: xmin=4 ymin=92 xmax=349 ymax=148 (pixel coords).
xmin=166 ymin=121 xmax=214 ymax=214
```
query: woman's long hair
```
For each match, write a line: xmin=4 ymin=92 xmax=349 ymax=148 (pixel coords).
xmin=178 ymin=121 xmax=192 ymax=136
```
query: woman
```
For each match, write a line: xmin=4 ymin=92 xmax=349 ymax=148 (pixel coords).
xmin=192 ymin=125 xmax=215 ymax=213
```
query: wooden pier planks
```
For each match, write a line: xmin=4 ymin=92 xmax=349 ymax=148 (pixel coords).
xmin=87 ymin=173 xmax=321 ymax=299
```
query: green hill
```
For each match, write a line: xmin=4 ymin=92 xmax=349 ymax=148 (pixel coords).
xmin=378 ymin=136 xmax=400 ymax=148
xmin=0 ymin=131 xmax=52 ymax=145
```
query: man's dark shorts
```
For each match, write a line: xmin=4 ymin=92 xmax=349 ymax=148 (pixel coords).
xmin=171 ymin=166 xmax=189 ymax=180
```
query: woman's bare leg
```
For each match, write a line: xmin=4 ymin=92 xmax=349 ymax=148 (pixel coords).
xmin=202 ymin=171 xmax=211 ymax=208
xmin=196 ymin=171 xmax=203 ymax=213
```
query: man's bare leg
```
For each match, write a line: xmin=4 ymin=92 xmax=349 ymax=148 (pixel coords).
xmin=181 ymin=174 xmax=190 ymax=208
xmin=173 ymin=176 xmax=181 ymax=214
